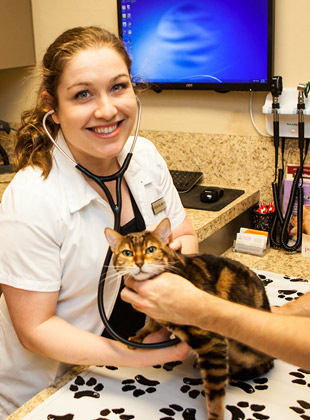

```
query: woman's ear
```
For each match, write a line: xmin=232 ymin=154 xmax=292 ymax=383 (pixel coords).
xmin=42 ymin=90 xmax=60 ymax=124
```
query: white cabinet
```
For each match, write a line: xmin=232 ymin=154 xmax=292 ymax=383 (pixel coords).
xmin=0 ymin=0 xmax=35 ymax=70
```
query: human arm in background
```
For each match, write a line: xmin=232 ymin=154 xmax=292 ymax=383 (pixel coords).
xmin=121 ymin=273 xmax=310 ymax=370
xmin=1 ymin=283 xmax=189 ymax=367
xmin=271 ymin=291 xmax=310 ymax=316
xmin=169 ymin=216 xmax=199 ymax=254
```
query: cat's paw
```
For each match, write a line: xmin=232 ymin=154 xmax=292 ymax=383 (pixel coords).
xmin=128 ymin=333 xmax=147 ymax=343
xmin=128 ymin=335 xmax=142 ymax=342
xmin=126 ymin=335 xmax=144 ymax=350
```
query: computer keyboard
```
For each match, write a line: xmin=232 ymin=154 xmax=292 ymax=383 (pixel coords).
xmin=169 ymin=170 xmax=203 ymax=193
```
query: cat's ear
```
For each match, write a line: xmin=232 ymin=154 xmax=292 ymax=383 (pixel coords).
xmin=153 ymin=218 xmax=171 ymax=243
xmin=104 ymin=228 xmax=123 ymax=253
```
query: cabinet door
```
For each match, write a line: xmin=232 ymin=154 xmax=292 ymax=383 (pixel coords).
xmin=0 ymin=0 xmax=35 ymax=70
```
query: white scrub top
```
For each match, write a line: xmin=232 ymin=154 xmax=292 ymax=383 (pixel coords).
xmin=0 ymin=132 xmax=186 ymax=418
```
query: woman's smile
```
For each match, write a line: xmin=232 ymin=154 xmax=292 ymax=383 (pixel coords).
xmin=90 ymin=122 xmax=119 ymax=135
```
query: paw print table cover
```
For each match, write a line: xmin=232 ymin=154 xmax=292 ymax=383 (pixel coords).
xmin=21 ymin=270 xmax=310 ymax=420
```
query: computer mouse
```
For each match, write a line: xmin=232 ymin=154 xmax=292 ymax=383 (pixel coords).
xmin=200 ymin=187 xmax=224 ymax=203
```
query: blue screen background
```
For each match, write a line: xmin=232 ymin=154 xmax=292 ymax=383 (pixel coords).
xmin=120 ymin=0 xmax=269 ymax=85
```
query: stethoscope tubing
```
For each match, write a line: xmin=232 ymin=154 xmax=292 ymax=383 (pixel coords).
xmin=42 ymin=97 xmax=180 ymax=349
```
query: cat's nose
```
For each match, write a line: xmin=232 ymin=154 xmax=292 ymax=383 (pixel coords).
xmin=135 ymin=261 xmax=143 ymax=268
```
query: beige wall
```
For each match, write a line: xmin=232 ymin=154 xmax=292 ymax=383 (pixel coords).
xmin=0 ymin=0 xmax=309 ymax=136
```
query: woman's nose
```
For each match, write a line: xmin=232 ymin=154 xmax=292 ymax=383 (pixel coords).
xmin=94 ymin=96 xmax=117 ymax=120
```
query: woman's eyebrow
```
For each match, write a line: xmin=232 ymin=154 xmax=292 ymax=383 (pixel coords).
xmin=67 ymin=73 xmax=130 ymax=91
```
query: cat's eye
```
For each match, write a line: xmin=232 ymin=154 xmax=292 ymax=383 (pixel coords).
xmin=122 ymin=250 xmax=133 ymax=257
xmin=145 ymin=246 xmax=157 ymax=254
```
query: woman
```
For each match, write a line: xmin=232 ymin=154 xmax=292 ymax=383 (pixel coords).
xmin=0 ymin=26 xmax=197 ymax=418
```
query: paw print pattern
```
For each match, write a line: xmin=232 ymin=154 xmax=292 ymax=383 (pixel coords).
xmin=290 ymin=400 xmax=310 ymax=419
xmin=93 ymin=407 xmax=135 ymax=419
xmin=277 ymin=289 xmax=304 ymax=302
xmin=229 ymin=377 xmax=269 ymax=394
xmin=47 ymin=415 xmax=74 ymax=420
xmin=104 ymin=366 xmax=119 ymax=371
xmin=180 ymin=377 xmax=204 ymax=399
xmin=153 ymin=361 xmax=183 ymax=371
xmin=226 ymin=401 xmax=269 ymax=420
xmin=121 ymin=374 xmax=160 ymax=397
xmin=159 ymin=404 xmax=197 ymax=420
xmin=288 ymin=277 xmax=309 ymax=283
xmin=289 ymin=368 xmax=310 ymax=387
xmin=257 ymin=274 xmax=273 ymax=287
xmin=69 ymin=376 xmax=104 ymax=399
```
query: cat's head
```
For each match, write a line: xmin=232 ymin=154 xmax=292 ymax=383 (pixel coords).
xmin=104 ymin=218 xmax=172 ymax=280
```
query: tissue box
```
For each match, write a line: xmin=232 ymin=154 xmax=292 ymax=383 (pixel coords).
xmin=234 ymin=228 xmax=268 ymax=256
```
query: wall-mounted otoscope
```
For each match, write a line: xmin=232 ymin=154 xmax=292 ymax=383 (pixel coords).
xmin=297 ymin=83 xmax=306 ymax=153
xmin=271 ymin=76 xmax=283 ymax=150
xmin=269 ymin=76 xmax=284 ymax=248
xmin=271 ymin=76 xmax=283 ymax=185
xmin=269 ymin=81 xmax=309 ymax=251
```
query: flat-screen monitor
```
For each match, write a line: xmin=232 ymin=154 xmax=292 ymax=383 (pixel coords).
xmin=117 ymin=0 xmax=274 ymax=92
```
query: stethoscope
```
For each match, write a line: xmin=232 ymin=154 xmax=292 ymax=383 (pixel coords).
xmin=42 ymin=96 xmax=179 ymax=349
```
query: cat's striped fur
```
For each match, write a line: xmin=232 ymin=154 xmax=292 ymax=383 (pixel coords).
xmin=105 ymin=218 xmax=274 ymax=420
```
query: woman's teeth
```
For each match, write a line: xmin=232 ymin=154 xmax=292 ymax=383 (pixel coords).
xmin=92 ymin=123 xmax=118 ymax=134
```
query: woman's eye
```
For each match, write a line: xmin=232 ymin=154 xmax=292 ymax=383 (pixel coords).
xmin=75 ymin=90 xmax=91 ymax=100
xmin=112 ymin=83 xmax=128 ymax=92
xmin=122 ymin=250 xmax=133 ymax=257
xmin=146 ymin=246 xmax=157 ymax=254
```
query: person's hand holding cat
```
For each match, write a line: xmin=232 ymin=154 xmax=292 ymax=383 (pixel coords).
xmin=122 ymin=272 xmax=211 ymax=325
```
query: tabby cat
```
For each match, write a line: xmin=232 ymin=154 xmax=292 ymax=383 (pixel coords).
xmin=104 ymin=218 xmax=274 ymax=420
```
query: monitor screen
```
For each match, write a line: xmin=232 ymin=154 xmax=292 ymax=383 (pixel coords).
xmin=117 ymin=0 xmax=274 ymax=92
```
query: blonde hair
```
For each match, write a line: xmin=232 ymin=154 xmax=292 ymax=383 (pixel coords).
xmin=14 ymin=26 xmax=132 ymax=178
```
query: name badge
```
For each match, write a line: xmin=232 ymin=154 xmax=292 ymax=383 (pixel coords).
xmin=151 ymin=197 xmax=166 ymax=215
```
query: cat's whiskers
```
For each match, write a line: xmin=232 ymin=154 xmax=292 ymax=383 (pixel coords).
xmin=144 ymin=259 xmax=183 ymax=277
xmin=99 ymin=270 xmax=122 ymax=286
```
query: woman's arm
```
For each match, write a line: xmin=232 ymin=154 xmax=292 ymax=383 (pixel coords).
xmin=1 ymin=284 xmax=189 ymax=367
xmin=170 ymin=216 xmax=199 ymax=254
xmin=121 ymin=273 xmax=310 ymax=369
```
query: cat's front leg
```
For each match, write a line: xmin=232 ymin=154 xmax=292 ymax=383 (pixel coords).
xmin=128 ymin=317 xmax=162 ymax=347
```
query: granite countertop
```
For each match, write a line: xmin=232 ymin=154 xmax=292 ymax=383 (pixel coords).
xmin=223 ymin=247 xmax=310 ymax=280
